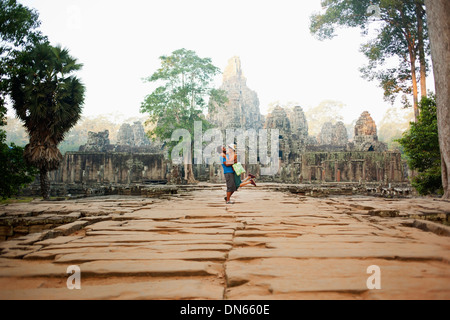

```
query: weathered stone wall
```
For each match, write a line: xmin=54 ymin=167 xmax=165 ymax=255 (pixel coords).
xmin=51 ymin=152 xmax=167 ymax=184
xmin=188 ymin=151 xmax=406 ymax=185
xmin=298 ymin=152 xmax=404 ymax=184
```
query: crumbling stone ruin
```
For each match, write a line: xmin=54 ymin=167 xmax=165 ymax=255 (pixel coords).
xmin=48 ymin=121 xmax=165 ymax=187
xmin=117 ymin=122 xmax=151 ymax=148
xmin=317 ymin=122 xmax=348 ymax=146
xmin=77 ymin=121 xmax=161 ymax=154
xmin=113 ymin=122 xmax=161 ymax=153
xmin=78 ymin=130 xmax=110 ymax=152
xmin=288 ymin=106 xmax=309 ymax=147
xmin=352 ymin=111 xmax=387 ymax=152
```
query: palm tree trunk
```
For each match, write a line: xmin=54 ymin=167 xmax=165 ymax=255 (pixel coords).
xmin=40 ymin=169 xmax=51 ymax=200
xmin=424 ymin=0 xmax=450 ymax=199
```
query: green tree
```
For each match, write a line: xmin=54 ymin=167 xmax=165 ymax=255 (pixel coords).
xmin=9 ymin=43 xmax=85 ymax=199
xmin=310 ymin=0 xmax=429 ymax=122
xmin=141 ymin=48 xmax=227 ymax=183
xmin=0 ymin=102 xmax=37 ymax=199
xmin=397 ymin=95 xmax=442 ymax=195
xmin=0 ymin=142 xmax=38 ymax=199
xmin=0 ymin=0 xmax=46 ymax=112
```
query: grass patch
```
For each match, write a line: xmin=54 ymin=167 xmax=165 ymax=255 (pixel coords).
xmin=0 ymin=196 xmax=72 ymax=204
xmin=0 ymin=197 xmax=37 ymax=205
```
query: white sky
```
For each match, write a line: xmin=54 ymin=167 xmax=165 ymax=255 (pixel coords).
xmin=13 ymin=0 xmax=434 ymax=125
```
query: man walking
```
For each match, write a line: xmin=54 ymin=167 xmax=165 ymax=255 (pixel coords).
xmin=219 ymin=144 xmax=256 ymax=204
xmin=219 ymin=145 xmax=237 ymax=204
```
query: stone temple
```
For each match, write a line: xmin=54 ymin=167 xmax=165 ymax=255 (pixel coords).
xmin=205 ymin=57 xmax=401 ymax=184
xmin=208 ymin=56 xmax=263 ymax=130
xmin=46 ymin=56 xmax=407 ymax=196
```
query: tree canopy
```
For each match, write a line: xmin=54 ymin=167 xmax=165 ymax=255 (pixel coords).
xmin=0 ymin=0 xmax=46 ymax=111
xmin=141 ymin=49 xmax=227 ymax=183
xmin=397 ymin=95 xmax=442 ymax=195
xmin=141 ymin=49 xmax=226 ymax=139
xmin=310 ymin=0 xmax=429 ymax=121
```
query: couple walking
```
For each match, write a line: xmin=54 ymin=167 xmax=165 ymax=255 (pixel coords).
xmin=219 ymin=144 xmax=257 ymax=204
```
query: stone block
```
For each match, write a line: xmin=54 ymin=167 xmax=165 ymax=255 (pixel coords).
xmin=29 ymin=225 xmax=52 ymax=234
xmin=368 ymin=209 xmax=400 ymax=217
xmin=412 ymin=219 xmax=450 ymax=237
xmin=67 ymin=212 xmax=82 ymax=219
xmin=13 ymin=226 xmax=29 ymax=234
xmin=52 ymin=221 xmax=89 ymax=236
xmin=0 ymin=226 xmax=13 ymax=237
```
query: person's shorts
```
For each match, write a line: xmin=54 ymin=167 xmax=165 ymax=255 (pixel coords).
xmin=225 ymin=172 xmax=237 ymax=192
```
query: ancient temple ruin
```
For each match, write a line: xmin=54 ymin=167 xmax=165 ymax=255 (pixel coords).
xmin=205 ymin=57 xmax=403 ymax=184
xmin=208 ymin=56 xmax=264 ymax=130
xmin=352 ymin=111 xmax=387 ymax=152
xmin=78 ymin=130 xmax=110 ymax=152
xmin=50 ymin=121 xmax=165 ymax=186
xmin=48 ymin=56 xmax=407 ymax=195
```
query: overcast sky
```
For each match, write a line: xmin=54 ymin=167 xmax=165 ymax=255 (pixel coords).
xmin=14 ymin=0 xmax=434 ymax=125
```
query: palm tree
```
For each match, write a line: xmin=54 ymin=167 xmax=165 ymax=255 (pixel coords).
xmin=9 ymin=43 xmax=85 ymax=199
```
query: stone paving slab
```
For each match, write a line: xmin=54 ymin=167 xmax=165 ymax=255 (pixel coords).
xmin=226 ymin=258 xmax=450 ymax=300
xmin=0 ymin=185 xmax=449 ymax=300
xmin=228 ymin=244 xmax=450 ymax=261
xmin=0 ymin=258 xmax=221 ymax=278
xmin=0 ymin=279 xmax=225 ymax=300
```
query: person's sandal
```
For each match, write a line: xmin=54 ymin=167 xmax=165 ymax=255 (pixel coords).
xmin=250 ymin=179 xmax=257 ymax=187
xmin=226 ymin=201 xmax=235 ymax=204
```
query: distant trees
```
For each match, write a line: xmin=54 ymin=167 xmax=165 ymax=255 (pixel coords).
xmin=305 ymin=100 xmax=345 ymax=137
xmin=267 ymin=101 xmax=301 ymax=114
xmin=378 ymin=105 xmax=414 ymax=150
xmin=4 ymin=114 xmax=150 ymax=154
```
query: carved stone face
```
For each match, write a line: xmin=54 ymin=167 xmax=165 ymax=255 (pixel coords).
xmin=354 ymin=111 xmax=377 ymax=137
